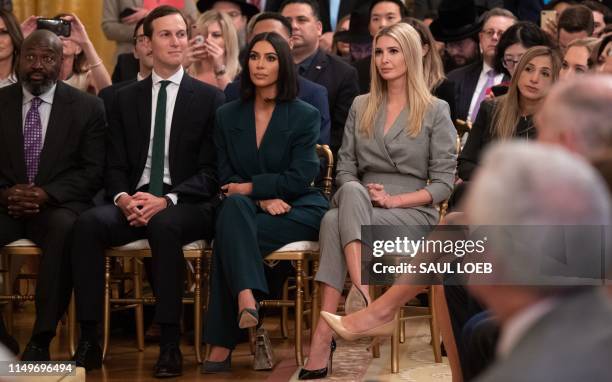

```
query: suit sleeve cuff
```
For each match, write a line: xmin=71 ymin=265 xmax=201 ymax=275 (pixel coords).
xmin=166 ymin=193 xmax=178 ymax=205
xmin=113 ymin=192 xmax=128 ymax=205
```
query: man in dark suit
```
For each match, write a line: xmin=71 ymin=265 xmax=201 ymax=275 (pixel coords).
xmin=0 ymin=30 xmax=105 ymax=360
xmin=225 ymin=12 xmax=331 ymax=144
xmin=70 ymin=6 xmax=224 ymax=377
xmin=443 ymin=7 xmax=516 ymax=122
xmin=281 ymin=0 xmax=359 ymax=156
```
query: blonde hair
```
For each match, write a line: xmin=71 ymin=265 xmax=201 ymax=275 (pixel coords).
xmin=361 ymin=23 xmax=433 ymax=138
xmin=402 ymin=17 xmax=445 ymax=91
xmin=492 ymin=46 xmax=561 ymax=139
xmin=566 ymin=37 xmax=599 ymax=68
xmin=194 ymin=10 xmax=241 ymax=79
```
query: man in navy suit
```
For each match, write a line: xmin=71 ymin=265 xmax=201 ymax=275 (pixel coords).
xmin=224 ymin=12 xmax=331 ymax=144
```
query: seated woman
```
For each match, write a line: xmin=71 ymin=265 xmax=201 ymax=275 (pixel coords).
xmin=403 ymin=17 xmax=457 ymax=122
xmin=56 ymin=13 xmax=111 ymax=94
xmin=201 ymin=31 xmax=329 ymax=373
xmin=185 ymin=10 xmax=240 ymax=90
xmin=301 ymin=23 xmax=457 ymax=380
xmin=0 ymin=10 xmax=22 ymax=88
xmin=559 ymin=37 xmax=599 ymax=80
xmin=458 ymin=46 xmax=561 ymax=182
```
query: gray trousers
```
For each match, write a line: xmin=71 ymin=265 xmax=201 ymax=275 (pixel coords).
xmin=314 ymin=181 xmax=433 ymax=292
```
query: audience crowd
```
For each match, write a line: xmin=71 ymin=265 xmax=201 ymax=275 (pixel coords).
xmin=1 ymin=0 xmax=612 ymax=380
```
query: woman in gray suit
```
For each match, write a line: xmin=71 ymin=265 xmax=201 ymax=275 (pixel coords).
xmin=299 ymin=23 xmax=457 ymax=379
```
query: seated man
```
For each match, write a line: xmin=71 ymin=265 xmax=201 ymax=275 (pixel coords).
xmin=70 ymin=6 xmax=224 ymax=377
xmin=0 ymin=30 xmax=105 ymax=360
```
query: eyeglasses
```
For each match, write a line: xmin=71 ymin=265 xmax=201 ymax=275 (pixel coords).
xmin=23 ymin=54 xmax=56 ymax=65
xmin=481 ymin=29 xmax=505 ymax=39
xmin=133 ymin=34 xmax=147 ymax=44
xmin=503 ymin=55 xmax=522 ymax=68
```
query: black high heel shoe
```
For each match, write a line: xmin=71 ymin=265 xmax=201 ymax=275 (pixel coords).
xmin=297 ymin=338 xmax=336 ymax=380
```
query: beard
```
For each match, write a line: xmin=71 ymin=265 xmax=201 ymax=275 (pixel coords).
xmin=22 ymin=72 xmax=56 ymax=96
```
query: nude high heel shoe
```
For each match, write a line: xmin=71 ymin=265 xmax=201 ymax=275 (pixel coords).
xmin=320 ymin=311 xmax=396 ymax=341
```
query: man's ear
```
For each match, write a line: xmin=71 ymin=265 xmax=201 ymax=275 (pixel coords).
xmin=316 ymin=20 xmax=323 ymax=37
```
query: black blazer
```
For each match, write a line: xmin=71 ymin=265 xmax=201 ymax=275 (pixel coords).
xmin=98 ymin=78 xmax=137 ymax=121
xmin=446 ymin=61 xmax=483 ymax=122
xmin=0 ymin=82 xmax=106 ymax=213
xmin=353 ymin=55 xmax=371 ymax=95
xmin=302 ymin=49 xmax=359 ymax=152
xmin=106 ymin=74 xmax=224 ymax=205
xmin=111 ymin=53 xmax=139 ymax=84
xmin=318 ymin=0 xmax=360 ymax=32
xmin=433 ymin=79 xmax=457 ymax=123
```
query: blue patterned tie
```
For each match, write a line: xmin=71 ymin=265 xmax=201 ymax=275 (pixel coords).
xmin=23 ymin=97 xmax=42 ymax=183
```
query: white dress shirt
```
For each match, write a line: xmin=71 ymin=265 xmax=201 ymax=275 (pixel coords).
xmin=496 ymin=298 xmax=558 ymax=359
xmin=467 ymin=61 xmax=504 ymax=122
xmin=0 ymin=72 xmax=17 ymax=89
xmin=22 ymin=84 xmax=56 ymax=144
xmin=114 ymin=67 xmax=182 ymax=205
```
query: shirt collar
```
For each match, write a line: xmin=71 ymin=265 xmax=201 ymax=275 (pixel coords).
xmin=298 ymin=50 xmax=319 ymax=74
xmin=22 ymin=83 xmax=57 ymax=106
xmin=151 ymin=66 xmax=184 ymax=87
xmin=482 ymin=61 xmax=495 ymax=75
xmin=496 ymin=297 xmax=558 ymax=359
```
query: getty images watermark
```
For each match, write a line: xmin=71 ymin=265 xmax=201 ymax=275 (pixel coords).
xmin=360 ymin=225 xmax=612 ymax=286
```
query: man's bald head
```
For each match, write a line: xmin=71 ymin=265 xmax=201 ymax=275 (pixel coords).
xmin=18 ymin=30 xmax=63 ymax=95
xmin=536 ymin=74 xmax=612 ymax=158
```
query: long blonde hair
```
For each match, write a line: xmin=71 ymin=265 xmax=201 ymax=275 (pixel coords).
xmin=193 ymin=10 xmax=241 ymax=79
xmin=402 ymin=17 xmax=445 ymax=91
xmin=492 ymin=46 xmax=561 ymax=139
xmin=361 ymin=23 xmax=433 ymax=138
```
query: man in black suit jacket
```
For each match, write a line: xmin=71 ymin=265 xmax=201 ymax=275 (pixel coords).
xmin=0 ymin=31 xmax=105 ymax=360
xmin=70 ymin=7 xmax=224 ymax=377
xmin=281 ymin=0 xmax=359 ymax=156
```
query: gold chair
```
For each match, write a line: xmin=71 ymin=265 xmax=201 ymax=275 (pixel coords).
xmin=257 ymin=144 xmax=334 ymax=366
xmin=0 ymin=239 xmax=77 ymax=355
xmin=102 ymin=239 xmax=209 ymax=363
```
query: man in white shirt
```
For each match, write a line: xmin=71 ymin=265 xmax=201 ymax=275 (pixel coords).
xmin=71 ymin=6 xmax=224 ymax=377
xmin=447 ymin=8 xmax=516 ymax=122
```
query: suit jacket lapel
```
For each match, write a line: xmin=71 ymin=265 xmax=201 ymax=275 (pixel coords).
xmin=137 ymin=77 xmax=153 ymax=174
xmin=169 ymin=74 xmax=194 ymax=173
xmin=373 ymin=105 xmax=394 ymax=165
xmin=385 ymin=108 xmax=409 ymax=144
xmin=37 ymin=83 xmax=73 ymax=184
xmin=4 ymin=85 xmax=27 ymax=183
xmin=259 ymin=102 xmax=290 ymax=171
xmin=229 ymin=101 xmax=259 ymax=176
xmin=304 ymin=50 xmax=328 ymax=83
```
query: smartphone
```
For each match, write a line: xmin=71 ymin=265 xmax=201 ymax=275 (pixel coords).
xmin=36 ymin=18 xmax=71 ymax=37
xmin=540 ymin=10 xmax=557 ymax=29
xmin=194 ymin=35 xmax=205 ymax=46
xmin=119 ymin=8 xmax=137 ymax=19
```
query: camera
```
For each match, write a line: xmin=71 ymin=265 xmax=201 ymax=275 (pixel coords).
xmin=37 ymin=18 xmax=71 ymax=38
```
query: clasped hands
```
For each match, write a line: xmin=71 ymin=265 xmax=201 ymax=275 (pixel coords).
xmin=117 ymin=192 xmax=168 ymax=227
xmin=222 ymin=182 xmax=291 ymax=215
xmin=1 ymin=184 xmax=49 ymax=218
xmin=367 ymin=183 xmax=397 ymax=209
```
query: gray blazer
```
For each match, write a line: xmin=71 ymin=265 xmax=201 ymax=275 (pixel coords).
xmin=102 ymin=0 xmax=198 ymax=59
xmin=336 ymin=94 xmax=457 ymax=222
xmin=476 ymin=288 xmax=612 ymax=382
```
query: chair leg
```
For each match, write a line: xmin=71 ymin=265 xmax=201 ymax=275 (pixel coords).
xmin=391 ymin=310 xmax=400 ymax=373
xmin=370 ymin=285 xmax=381 ymax=358
xmin=429 ymin=287 xmax=442 ymax=363
xmin=280 ymin=278 xmax=289 ymax=339
xmin=399 ymin=309 xmax=405 ymax=344
xmin=303 ymin=260 xmax=311 ymax=330
xmin=102 ymin=256 xmax=111 ymax=360
xmin=69 ymin=293 xmax=77 ymax=357
xmin=3 ymin=254 xmax=13 ymax=335
xmin=133 ymin=258 xmax=144 ymax=352
xmin=294 ymin=259 xmax=304 ymax=366
xmin=311 ymin=260 xmax=320 ymax=334
xmin=194 ymin=257 xmax=203 ymax=364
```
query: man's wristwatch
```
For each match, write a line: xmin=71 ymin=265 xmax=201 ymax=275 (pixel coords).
xmin=163 ymin=196 xmax=175 ymax=208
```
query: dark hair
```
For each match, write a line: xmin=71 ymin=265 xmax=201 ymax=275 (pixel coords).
xmin=250 ymin=12 xmax=293 ymax=37
xmin=582 ymin=0 xmax=611 ymax=18
xmin=369 ymin=0 xmax=409 ymax=19
xmin=558 ymin=5 xmax=595 ymax=35
xmin=143 ymin=5 xmax=187 ymax=38
xmin=240 ymin=32 xmax=298 ymax=102
xmin=133 ymin=17 xmax=146 ymax=40
xmin=543 ymin=0 xmax=578 ymax=11
xmin=0 ymin=10 xmax=23 ymax=73
xmin=279 ymin=0 xmax=320 ymax=21
xmin=494 ymin=21 xmax=555 ymax=75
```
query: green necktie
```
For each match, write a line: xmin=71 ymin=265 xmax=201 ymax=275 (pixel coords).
xmin=149 ymin=80 xmax=171 ymax=196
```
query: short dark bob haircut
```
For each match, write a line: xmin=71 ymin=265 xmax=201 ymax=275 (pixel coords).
xmin=494 ymin=21 xmax=555 ymax=76
xmin=240 ymin=32 xmax=298 ymax=102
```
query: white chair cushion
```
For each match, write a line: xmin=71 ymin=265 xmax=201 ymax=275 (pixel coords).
xmin=112 ymin=239 xmax=209 ymax=251
xmin=6 ymin=239 xmax=37 ymax=247
xmin=276 ymin=241 xmax=319 ymax=252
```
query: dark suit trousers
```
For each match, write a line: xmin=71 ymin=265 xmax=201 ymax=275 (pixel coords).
xmin=203 ymin=195 xmax=321 ymax=349
xmin=71 ymin=203 xmax=213 ymax=325
xmin=0 ymin=206 xmax=76 ymax=337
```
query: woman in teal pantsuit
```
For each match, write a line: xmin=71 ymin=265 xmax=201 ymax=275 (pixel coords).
xmin=202 ymin=32 xmax=329 ymax=373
